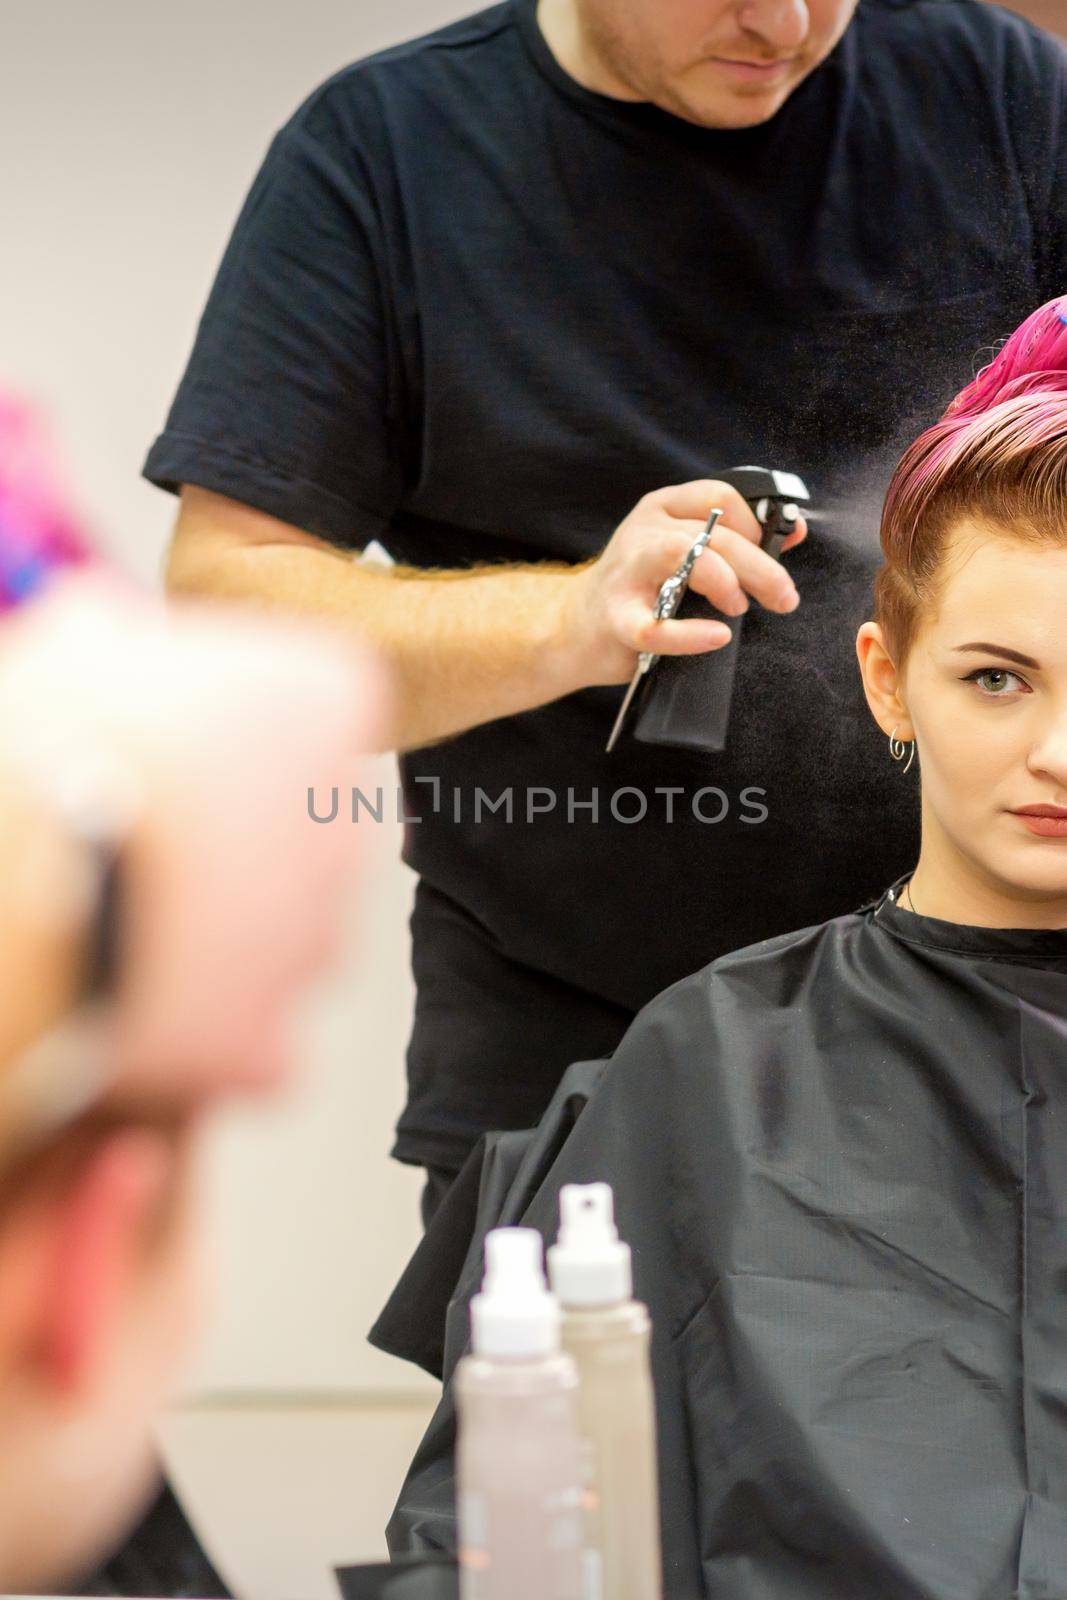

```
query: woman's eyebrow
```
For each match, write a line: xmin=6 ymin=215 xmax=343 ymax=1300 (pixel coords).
xmin=952 ymin=642 xmax=1041 ymax=669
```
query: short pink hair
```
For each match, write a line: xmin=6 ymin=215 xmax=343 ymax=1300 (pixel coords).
xmin=875 ymin=296 xmax=1067 ymax=663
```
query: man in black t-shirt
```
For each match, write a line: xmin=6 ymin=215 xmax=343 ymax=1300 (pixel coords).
xmin=149 ymin=0 xmax=1067 ymax=1217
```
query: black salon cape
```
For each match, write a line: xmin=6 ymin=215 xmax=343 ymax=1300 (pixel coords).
xmin=383 ymin=880 xmax=1067 ymax=1599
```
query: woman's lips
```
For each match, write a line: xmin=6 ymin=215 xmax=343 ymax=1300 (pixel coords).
xmin=1011 ymin=808 xmax=1067 ymax=838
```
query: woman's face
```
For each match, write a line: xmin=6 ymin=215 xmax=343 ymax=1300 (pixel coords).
xmin=894 ymin=520 xmax=1067 ymax=906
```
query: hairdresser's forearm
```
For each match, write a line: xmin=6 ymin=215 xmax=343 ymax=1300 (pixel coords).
xmin=167 ymin=473 xmax=805 ymax=751
xmin=168 ymin=533 xmax=597 ymax=752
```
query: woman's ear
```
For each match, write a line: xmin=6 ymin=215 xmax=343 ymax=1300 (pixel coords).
xmin=856 ymin=622 xmax=913 ymax=740
xmin=33 ymin=1129 xmax=173 ymax=1395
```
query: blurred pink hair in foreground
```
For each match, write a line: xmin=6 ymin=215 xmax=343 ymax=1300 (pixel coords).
xmin=0 ymin=385 xmax=390 ymax=1103
xmin=0 ymin=395 xmax=98 ymax=614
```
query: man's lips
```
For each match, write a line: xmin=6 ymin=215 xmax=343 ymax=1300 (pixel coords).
xmin=708 ymin=55 xmax=795 ymax=79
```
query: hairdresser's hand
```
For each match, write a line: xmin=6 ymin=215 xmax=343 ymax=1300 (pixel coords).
xmin=564 ymin=479 xmax=806 ymax=688
xmin=0 ymin=574 xmax=390 ymax=1106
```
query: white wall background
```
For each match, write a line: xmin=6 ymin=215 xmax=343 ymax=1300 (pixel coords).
xmin=2 ymin=0 xmax=471 ymax=1403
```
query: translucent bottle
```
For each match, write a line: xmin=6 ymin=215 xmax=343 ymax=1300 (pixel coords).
xmin=456 ymin=1227 xmax=584 ymax=1600
xmin=548 ymin=1185 xmax=663 ymax=1600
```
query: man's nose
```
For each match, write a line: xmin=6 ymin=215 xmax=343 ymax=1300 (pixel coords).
xmin=735 ymin=0 xmax=811 ymax=51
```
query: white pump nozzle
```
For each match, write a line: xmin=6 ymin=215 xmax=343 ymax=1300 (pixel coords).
xmin=547 ymin=1183 xmax=633 ymax=1308
xmin=470 ymin=1227 xmax=561 ymax=1359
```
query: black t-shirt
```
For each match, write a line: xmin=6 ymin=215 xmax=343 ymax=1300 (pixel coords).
xmin=145 ymin=0 xmax=1067 ymax=1171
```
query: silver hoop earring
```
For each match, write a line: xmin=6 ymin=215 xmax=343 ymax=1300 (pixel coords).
xmin=889 ymin=725 xmax=915 ymax=775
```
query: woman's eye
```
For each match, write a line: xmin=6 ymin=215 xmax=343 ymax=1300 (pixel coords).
xmin=965 ymin=667 xmax=1029 ymax=697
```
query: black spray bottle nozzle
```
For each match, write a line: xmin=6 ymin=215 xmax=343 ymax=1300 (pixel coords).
xmin=607 ymin=464 xmax=811 ymax=756
xmin=715 ymin=465 xmax=810 ymax=555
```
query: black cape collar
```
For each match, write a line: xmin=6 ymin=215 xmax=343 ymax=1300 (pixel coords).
xmin=869 ymin=874 xmax=1067 ymax=967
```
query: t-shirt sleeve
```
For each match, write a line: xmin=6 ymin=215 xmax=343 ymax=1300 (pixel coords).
xmin=143 ymin=117 xmax=404 ymax=545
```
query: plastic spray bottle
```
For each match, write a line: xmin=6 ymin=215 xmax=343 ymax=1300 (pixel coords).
xmin=547 ymin=1185 xmax=662 ymax=1600
xmin=455 ymin=1227 xmax=584 ymax=1600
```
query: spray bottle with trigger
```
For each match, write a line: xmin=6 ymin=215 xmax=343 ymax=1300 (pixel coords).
xmin=605 ymin=465 xmax=809 ymax=755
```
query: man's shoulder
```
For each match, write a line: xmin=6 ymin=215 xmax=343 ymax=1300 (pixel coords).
xmin=286 ymin=6 xmax=520 ymax=138
xmin=328 ymin=4 xmax=514 ymax=83
xmin=859 ymin=0 xmax=1064 ymax=59
xmin=852 ymin=0 xmax=1066 ymax=145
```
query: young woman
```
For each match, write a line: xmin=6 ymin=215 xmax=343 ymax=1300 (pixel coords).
xmin=389 ymin=298 xmax=1067 ymax=1600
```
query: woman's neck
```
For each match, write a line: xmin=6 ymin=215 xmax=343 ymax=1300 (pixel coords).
xmin=907 ymin=848 xmax=1067 ymax=930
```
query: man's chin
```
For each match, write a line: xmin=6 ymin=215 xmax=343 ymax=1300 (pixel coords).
xmin=663 ymin=72 xmax=800 ymax=130
xmin=670 ymin=92 xmax=792 ymax=130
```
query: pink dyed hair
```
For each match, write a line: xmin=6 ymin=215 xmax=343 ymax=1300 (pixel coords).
xmin=875 ymin=295 xmax=1067 ymax=662
xmin=0 ymin=395 xmax=96 ymax=615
